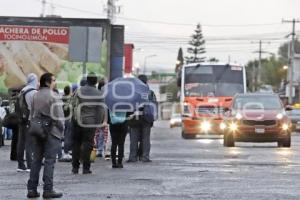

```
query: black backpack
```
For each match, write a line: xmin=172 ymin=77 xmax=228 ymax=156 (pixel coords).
xmin=15 ymin=88 xmax=36 ymax=123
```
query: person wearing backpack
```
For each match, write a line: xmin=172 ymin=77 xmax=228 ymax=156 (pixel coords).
xmin=128 ymin=75 xmax=157 ymax=163
xmin=17 ymin=73 xmax=38 ymax=172
xmin=58 ymin=85 xmax=72 ymax=162
xmin=71 ymin=73 xmax=105 ymax=174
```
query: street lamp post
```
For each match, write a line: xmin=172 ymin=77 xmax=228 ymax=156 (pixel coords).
xmin=143 ymin=54 xmax=157 ymax=74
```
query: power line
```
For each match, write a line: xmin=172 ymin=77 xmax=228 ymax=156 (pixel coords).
xmin=35 ymin=0 xmax=105 ymax=17
xmin=34 ymin=0 xmax=284 ymax=28
xmin=117 ymin=16 xmax=281 ymax=27
xmin=40 ymin=0 xmax=46 ymax=17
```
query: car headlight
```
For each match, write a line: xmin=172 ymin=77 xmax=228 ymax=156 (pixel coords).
xmin=282 ymin=123 xmax=289 ymax=131
xmin=201 ymin=121 xmax=211 ymax=131
xmin=235 ymin=113 xmax=243 ymax=120
xmin=276 ymin=113 xmax=283 ymax=120
xmin=220 ymin=122 xmax=227 ymax=130
xmin=229 ymin=122 xmax=238 ymax=131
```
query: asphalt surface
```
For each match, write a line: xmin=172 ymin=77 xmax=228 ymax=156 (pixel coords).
xmin=1 ymin=120 xmax=300 ymax=200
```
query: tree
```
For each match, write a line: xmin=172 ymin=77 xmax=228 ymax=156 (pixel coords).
xmin=161 ymin=80 xmax=179 ymax=102
xmin=185 ymin=23 xmax=206 ymax=64
xmin=261 ymin=56 xmax=286 ymax=90
xmin=175 ymin=47 xmax=184 ymax=73
xmin=278 ymin=39 xmax=300 ymax=62
xmin=245 ymin=59 xmax=258 ymax=92
xmin=246 ymin=56 xmax=286 ymax=92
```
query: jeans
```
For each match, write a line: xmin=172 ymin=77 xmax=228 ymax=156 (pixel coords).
xmin=4 ymin=128 xmax=12 ymax=140
xmin=63 ymin=119 xmax=72 ymax=154
xmin=17 ymin=123 xmax=32 ymax=168
xmin=130 ymin=124 xmax=151 ymax=161
xmin=27 ymin=134 xmax=60 ymax=191
xmin=97 ymin=128 xmax=105 ymax=155
xmin=72 ymin=123 xmax=96 ymax=171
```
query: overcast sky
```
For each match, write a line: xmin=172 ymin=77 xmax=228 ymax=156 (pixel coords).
xmin=1 ymin=0 xmax=300 ymax=73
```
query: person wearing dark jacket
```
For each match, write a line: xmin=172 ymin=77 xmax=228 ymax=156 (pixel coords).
xmin=128 ymin=75 xmax=156 ymax=162
xmin=27 ymin=73 xmax=64 ymax=199
xmin=71 ymin=73 xmax=105 ymax=174
xmin=108 ymin=112 xmax=128 ymax=168
xmin=58 ymin=85 xmax=72 ymax=162
xmin=9 ymin=90 xmax=21 ymax=161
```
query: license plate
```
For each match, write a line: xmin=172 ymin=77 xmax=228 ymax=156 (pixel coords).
xmin=255 ymin=128 xmax=265 ymax=134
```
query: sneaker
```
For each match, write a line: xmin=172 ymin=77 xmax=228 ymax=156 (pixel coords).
xmin=104 ymin=155 xmax=111 ymax=161
xmin=27 ymin=190 xmax=40 ymax=198
xmin=63 ymin=153 xmax=72 ymax=159
xmin=43 ymin=190 xmax=63 ymax=199
xmin=17 ymin=166 xmax=29 ymax=172
xmin=58 ymin=153 xmax=72 ymax=162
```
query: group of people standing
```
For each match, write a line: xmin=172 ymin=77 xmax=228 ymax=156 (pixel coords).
xmin=5 ymin=72 xmax=156 ymax=199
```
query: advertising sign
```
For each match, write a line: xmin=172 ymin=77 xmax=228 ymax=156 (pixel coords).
xmin=0 ymin=23 xmax=107 ymax=93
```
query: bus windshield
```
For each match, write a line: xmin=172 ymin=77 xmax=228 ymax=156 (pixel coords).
xmin=184 ymin=65 xmax=244 ymax=97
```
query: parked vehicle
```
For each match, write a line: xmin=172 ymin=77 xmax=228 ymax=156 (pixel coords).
xmin=286 ymin=107 xmax=300 ymax=131
xmin=170 ymin=113 xmax=182 ymax=128
xmin=223 ymin=93 xmax=292 ymax=147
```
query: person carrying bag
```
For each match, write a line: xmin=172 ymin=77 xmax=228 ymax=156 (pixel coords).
xmin=26 ymin=73 xmax=64 ymax=199
xmin=28 ymin=114 xmax=53 ymax=141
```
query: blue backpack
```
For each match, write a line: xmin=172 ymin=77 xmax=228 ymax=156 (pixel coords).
xmin=110 ymin=112 xmax=127 ymax=125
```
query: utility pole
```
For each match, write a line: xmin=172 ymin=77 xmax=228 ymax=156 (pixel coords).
xmin=106 ymin=0 xmax=121 ymax=24
xmin=40 ymin=0 xmax=46 ymax=17
xmin=50 ymin=0 xmax=55 ymax=16
xmin=282 ymin=19 xmax=300 ymax=104
xmin=252 ymin=40 xmax=271 ymax=90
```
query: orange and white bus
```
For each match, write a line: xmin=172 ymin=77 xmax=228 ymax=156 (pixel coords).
xmin=180 ymin=63 xmax=246 ymax=139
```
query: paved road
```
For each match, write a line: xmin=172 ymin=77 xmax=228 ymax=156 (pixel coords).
xmin=1 ymin=121 xmax=300 ymax=199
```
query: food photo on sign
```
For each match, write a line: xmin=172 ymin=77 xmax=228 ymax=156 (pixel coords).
xmin=0 ymin=24 xmax=108 ymax=94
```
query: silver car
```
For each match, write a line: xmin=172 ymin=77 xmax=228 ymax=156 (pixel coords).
xmin=287 ymin=108 xmax=300 ymax=131
xmin=170 ymin=113 xmax=182 ymax=128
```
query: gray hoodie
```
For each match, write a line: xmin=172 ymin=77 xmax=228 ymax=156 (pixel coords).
xmin=21 ymin=73 xmax=38 ymax=117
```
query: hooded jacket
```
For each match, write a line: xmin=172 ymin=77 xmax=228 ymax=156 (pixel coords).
xmin=74 ymin=84 xmax=105 ymax=127
xmin=21 ymin=73 xmax=38 ymax=116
